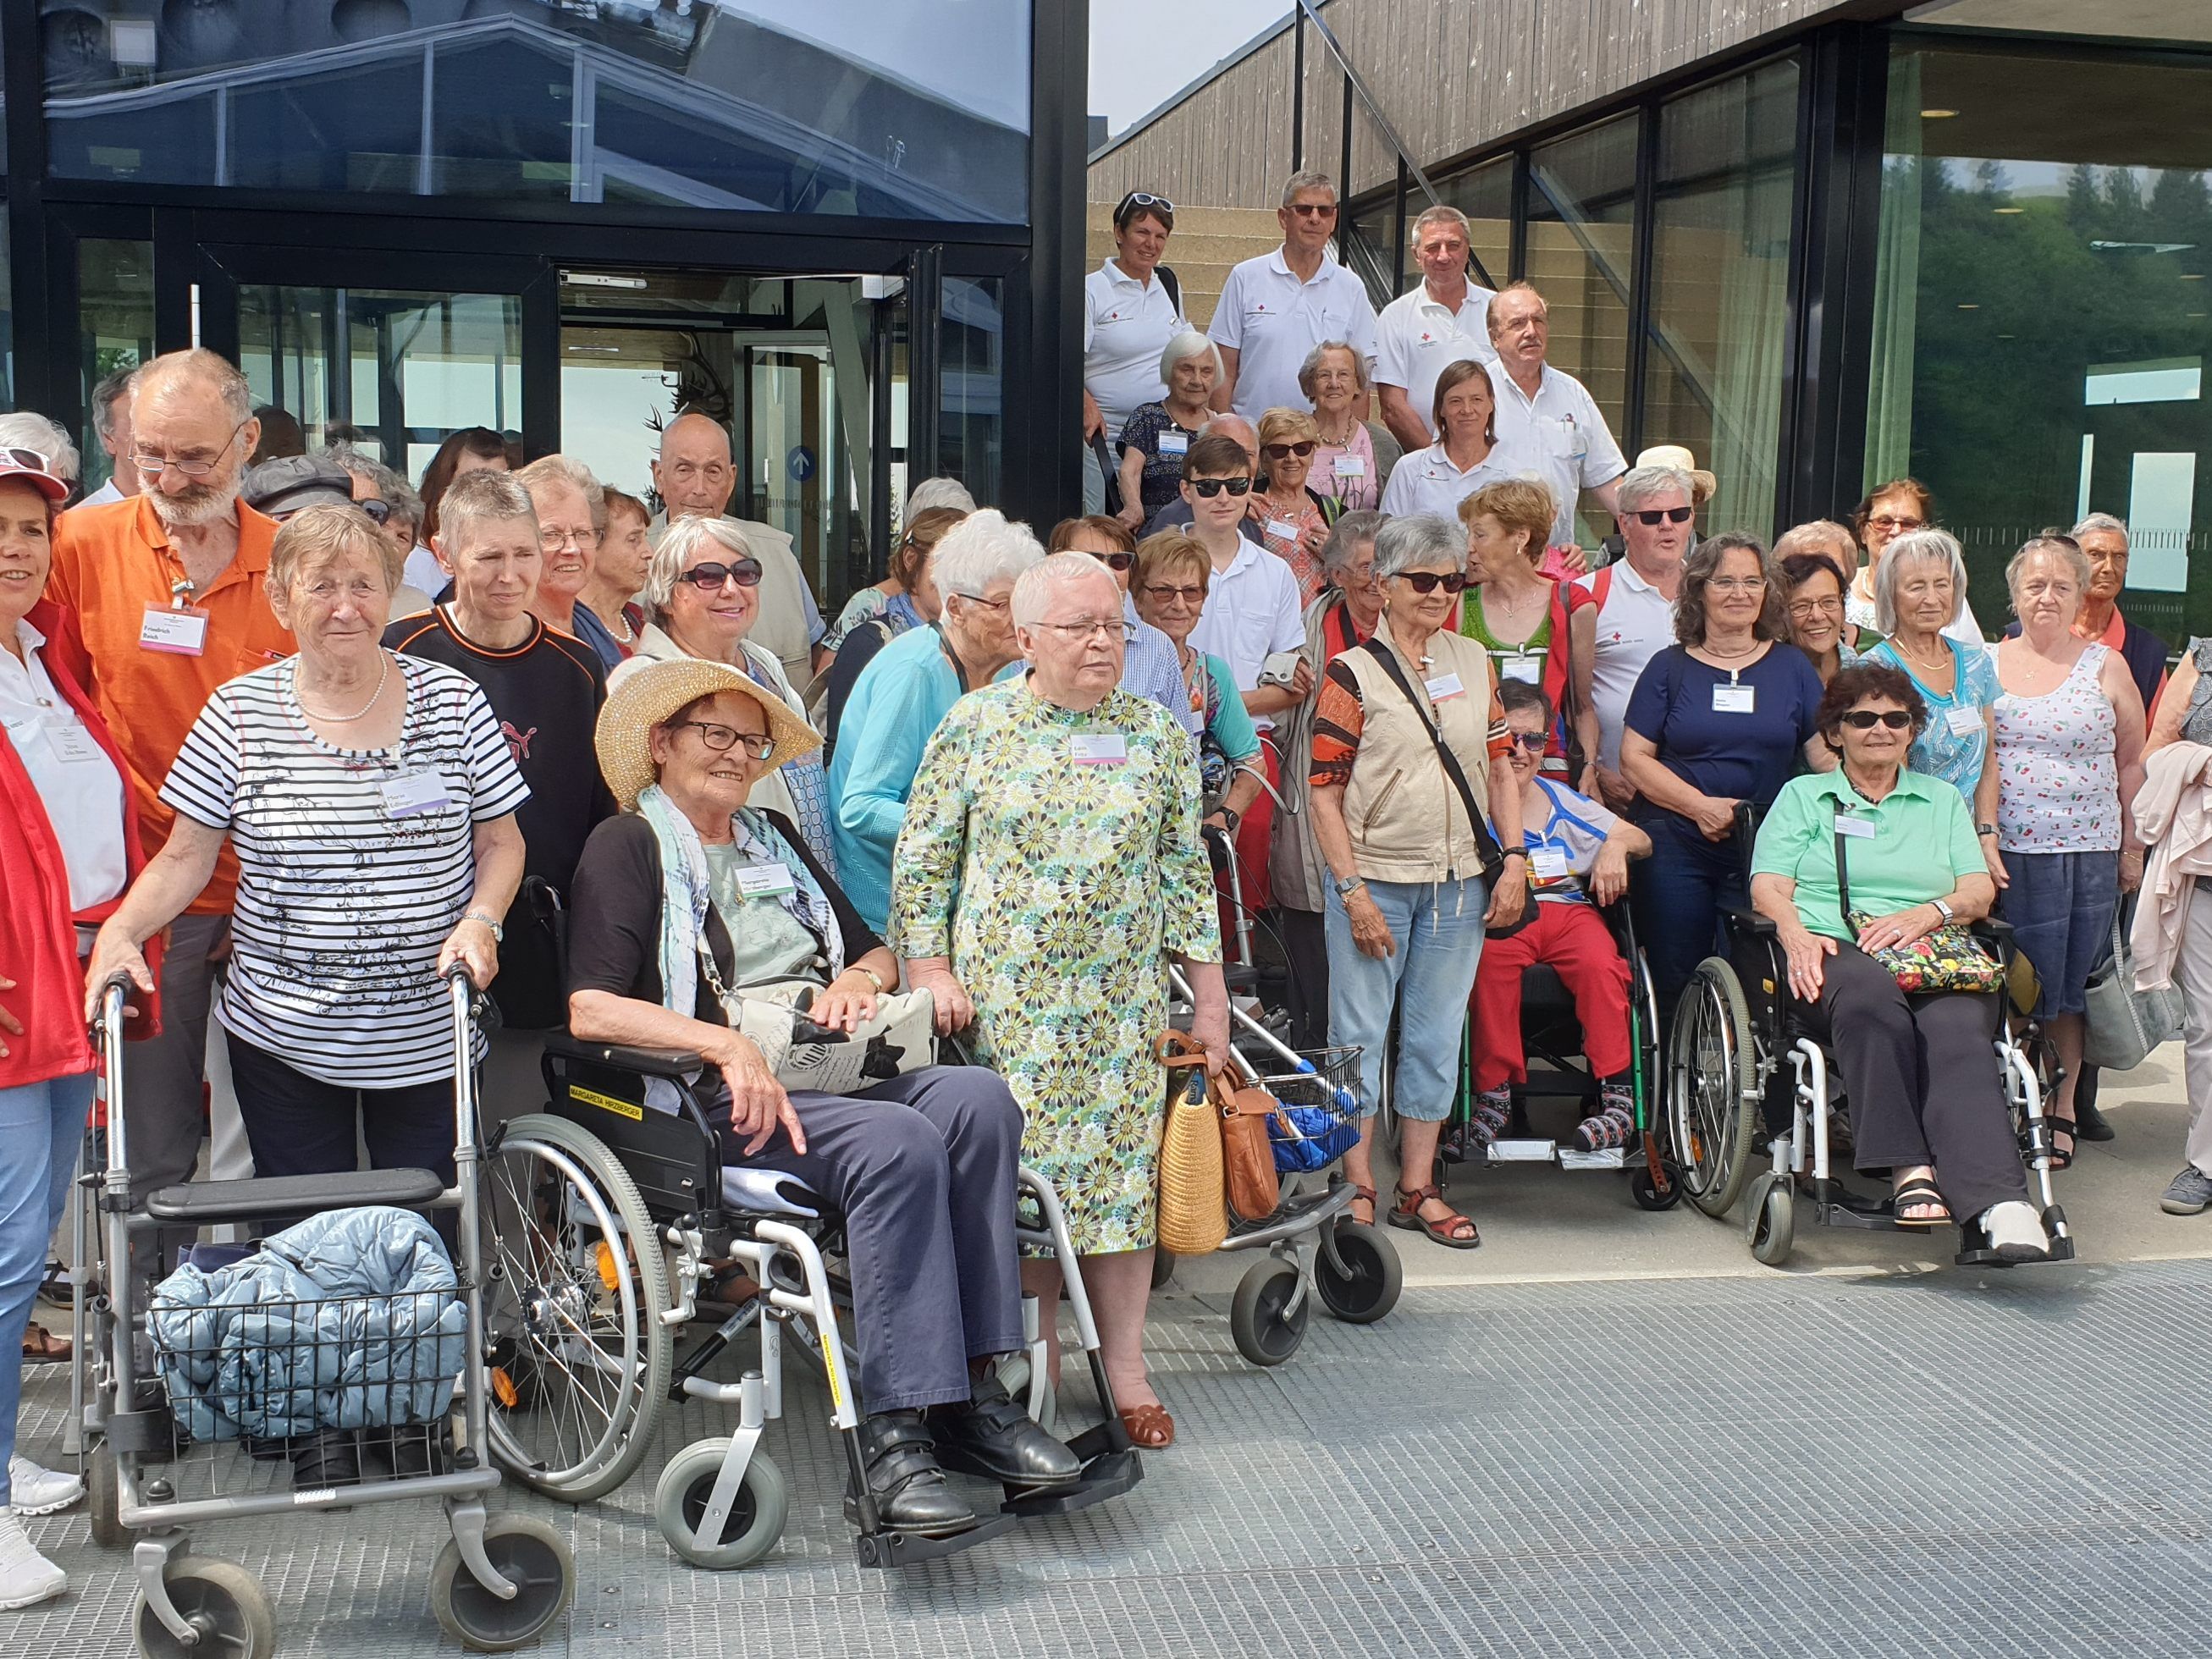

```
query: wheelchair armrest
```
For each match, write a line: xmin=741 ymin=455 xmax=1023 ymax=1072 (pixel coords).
xmin=1970 ymin=915 xmax=2016 ymax=967
xmin=544 ymin=1030 xmax=703 ymax=1079
xmin=1723 ymin=905 xmax=1779 ymax=938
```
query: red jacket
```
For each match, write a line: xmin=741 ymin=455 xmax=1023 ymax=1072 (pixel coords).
xmin=1 ymin=598 xmax=160 ymax=1089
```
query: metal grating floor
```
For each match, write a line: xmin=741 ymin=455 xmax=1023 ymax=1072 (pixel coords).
xmin=15 ymin=1259 xmax=2212 ymax=1656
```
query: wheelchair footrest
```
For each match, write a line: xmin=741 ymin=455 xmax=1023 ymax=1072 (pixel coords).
xmin=852 ymin=1509 xmax=1016 ymax=1568
xmin=1000 ymin=1447 xmax=1143 ymax=1518
xmin=143 ymin=1167 xmax=444 ymax=1223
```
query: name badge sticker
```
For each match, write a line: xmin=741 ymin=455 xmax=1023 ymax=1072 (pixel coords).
xmin=1713 ymin=682 xmax=1757 ymax=714
xmin=1333 ymin=455 xmax=1366 ymax=478
xmin=1501 ymin=654 xmax=1542 ymax=685
xmin=734 ymin=863 xmax=797 ymax=899
xmin=1265 ymin=518 xmax=1302 ymax=543
xmin=1944 ymin=705 xmax=1984 ymax=736
xmin=45 ymin=722 xmax=103 ymax=765
xmin=1530 ymin=846 xmax=1570 ymax=880
xmin=139 ymin=604 xmax=209 ymax=656
xmin=1069 ymin=731 xmax=1128 ymax=765
xmin=1425 ymin=672 xmax=1467 ymax=703
xmin=1158 ymin=432 xmax=1189 ymax=456
xmin=379 ymin=770 xmax=452 ymax=818
xmin=1834 ymin=813 xmax=1877 ymax=841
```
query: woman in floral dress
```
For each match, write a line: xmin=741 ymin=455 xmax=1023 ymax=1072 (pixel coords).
xmin=891 ymin=553 xmax=1227 ymax=1452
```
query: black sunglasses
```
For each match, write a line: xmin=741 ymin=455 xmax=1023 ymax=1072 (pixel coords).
xmin=1099 ymin=550 xmax=1136 ymax=571
xmin=356 ymin=498 xmax=392 ymax=526
xmin=1632 ymin=506 xmax=1696 ymax=526
xmin=1189 ymin=477 xmax=1252 ymax=499
xmin=680 ymin=559 xmax=764 ymax=592
xmin=1398 ymin=570 xmax=1470 ymax=595
xmin=1839 ymin=709 xmax=1912 ymax=730
xmin=1507 ymin=730 xmax=1547 ymax=752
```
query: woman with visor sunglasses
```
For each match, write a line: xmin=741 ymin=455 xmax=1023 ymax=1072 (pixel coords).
xmin=636 ymin=515 xmax=838 ymax=874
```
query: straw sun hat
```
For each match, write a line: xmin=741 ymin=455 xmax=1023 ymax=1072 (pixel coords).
xmin=595 ymin=655 xmax=820 ymax=812
xmin=1635 ymin=444 xmax=1718 ymax=504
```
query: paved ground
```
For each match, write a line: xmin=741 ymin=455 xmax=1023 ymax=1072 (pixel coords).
xmin=16 ymin=1052 xmax=2209 ymax=1657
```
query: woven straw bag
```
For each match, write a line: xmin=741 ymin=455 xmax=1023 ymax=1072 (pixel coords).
xmin=1155 ymin=1034 xmax=1228 ymax=1255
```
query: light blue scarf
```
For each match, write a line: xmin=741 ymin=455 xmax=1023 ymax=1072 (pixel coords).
xmin=636 ymin=784 xmax=844 ymax=1021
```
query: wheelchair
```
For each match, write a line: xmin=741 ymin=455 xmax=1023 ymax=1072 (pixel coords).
xmin=475 ymin=1033 xmax=1142 ymax=1572
xmin=1665 ymin=906 xmax=2075 ymax=1269
xmin=1444 ymin=894 xmax=1679 ymax=1208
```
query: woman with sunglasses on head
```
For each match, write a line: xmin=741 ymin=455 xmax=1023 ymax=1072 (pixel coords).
xmin=637 ymin=515 xmax=837 ymax=874
xmin=1619 ymin=532 xmax=1829 ymax=1025
xmin=1086 ymin=191 xmax=1188 ymax=516
xmin=1749 ymin=664 xmax=2050 ymax=1258
xmin=1847 ymin=478 xmax=1982 ymax=645
xmin=1250 ymin=408 xmax=1335 ymax=604
xmin=1377 ymin=360 xmax=1525 ymax=523
xmin=1308 ymin=513 xmax=1525 ymax=1245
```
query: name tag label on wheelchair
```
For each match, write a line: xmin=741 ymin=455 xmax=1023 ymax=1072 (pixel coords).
xmin=1425 ymin=671 xmax=1466 ymax=702
xmin=379 ymin=770 xmax=452 ymax=818
xmin=1712 ymin=682 xmax=1756 ymax=714
xmin=1834 ymin=813 xmax=1876 ymax=840
xmin=1944 ymin=705 xmax=1983 ymax=736
xmin=1069 ymin=731 xmax=1128 ymax=765
xmin=1499 ymin=654 xmax=1542 ymax=685
xmin=733 ymin=863 xmax=797 ymax=899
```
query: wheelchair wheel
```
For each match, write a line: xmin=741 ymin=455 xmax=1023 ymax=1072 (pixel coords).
xmin=1230 ymin=1258 xmax=1309 ymax=1365
xmin=482 ymin=1112 xmax=672 ymax=1502
xmin=87 ymin=1443 xmax=126 ymax=1549
xmin=429 ymin=1514 xmax=576 ymax=1652
xmin=654 ymin=1439 xmax=789 ymax=1571
xmin=134 ymin=1557 xmax=276 ymax=1659
xmin=1669 ymin=959 xmax=1759 ymax=1219
xmin=1627 ymin=1157 xmax=1686 ymax=1211
xmin=1316 ymin=1222 xmax=1402 ymax=1324
xmin=1746 ymin=1171 xmax=1796 ymax=1266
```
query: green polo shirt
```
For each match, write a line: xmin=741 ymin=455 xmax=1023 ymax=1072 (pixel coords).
xmin=1751 ymin=769 xmax=1985 ymax=940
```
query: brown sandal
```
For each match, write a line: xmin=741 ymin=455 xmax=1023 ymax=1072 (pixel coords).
xmin=1345 ymin=1183 xmax=1377 ymax=1227
xmin=1118 ymin=1403 xmax=1175 ymax=1449
xmin=1386 ymin=1183 xmax=1481 ymax=1249
xmin=21 ymin=1321 xmax=70 ymax=1364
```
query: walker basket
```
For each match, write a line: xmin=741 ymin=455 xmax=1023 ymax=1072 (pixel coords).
xmin=1261 ymin=1046 xmax=1363 ymax=1173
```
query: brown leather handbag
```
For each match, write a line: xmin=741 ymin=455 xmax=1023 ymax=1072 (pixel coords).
xmin=1158 ymin=1032 xmax=1283 ymax=1226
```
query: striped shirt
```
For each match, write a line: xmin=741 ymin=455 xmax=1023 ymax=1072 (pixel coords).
xmin=160 ymin=655 xmax=529 ymax=1088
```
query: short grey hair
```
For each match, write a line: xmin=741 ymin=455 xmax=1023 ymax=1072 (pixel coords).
xmin=437 ymin=469 xmax=537 ymax=556
xmin=1616 ymin=464 xmax=1695 ymax=516
xmin=905 ymin=476 xmax=976 ymax=517
xmin=1297 ymin=339 xmax=1369 ymax=400
xmin=1323 ymin=510 xmax=1384 ymax=571
xmin=1873 ymin=528 xmax=1969 ymax=636
xmin=1012 ymin=550 xmax=1119 ymax=628
xmin=324 ymin=444 xmax=404 ymax=500
xmin=134 ymin=347 xmax=252 ymax=427
xmin=646 ymin=515 xmax=754 ymax=610
xmin=1160 ymin=329 xmax=1223 ymax=385
xmin=90 ymin=366 xmax=136 ymax=442
xmin=1372 ymin=513 xmax=1463 ymax=582
xmin=1280 ymin=168 xmax=1338 ymax=209
xmin=934 ymin=508 xmax=1043 ymax=601
xmin=2006 ymin=534 xmax=2093 ymax=610
xmin=515 ymin=452 xmax=606 ymax=532
xmin=1409 ymin=204 xmax=1470 ymax=251
xmin=2071 ymin=511 xmax=2128 ymax=543
xmin=0 ymin=412 xmax=80 ymax=483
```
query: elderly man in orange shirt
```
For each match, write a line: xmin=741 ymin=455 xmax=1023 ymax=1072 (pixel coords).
xmin=47 ymin=349 xmax=290 ymax=1270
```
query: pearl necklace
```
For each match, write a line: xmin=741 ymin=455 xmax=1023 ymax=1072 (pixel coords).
xmin=295 ymin=650 xmax=389 ymax=723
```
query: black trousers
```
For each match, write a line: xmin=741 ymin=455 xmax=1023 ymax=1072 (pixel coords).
xmin=1788 ymin=944 xmax=2030 ymax=1223
xmin=1277 ymin=905 xmax=1332 ymax=1053
xmin=725 ymin=1066 xmax=1024 ymax=1414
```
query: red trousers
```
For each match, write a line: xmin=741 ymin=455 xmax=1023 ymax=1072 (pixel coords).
xmin=1470 ymin=901 xmax=1632 ymax=1089
xmin=1223 ymin=739 xmax=1278 ymax=923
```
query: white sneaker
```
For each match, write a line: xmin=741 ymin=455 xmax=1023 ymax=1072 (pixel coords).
xmin=7 ymin=1459 xmax=81 ymax=1518
xmin=0 ymin=1512 xmax=64 ymax=1610
xmin=1979 ymin=1200 xmax=2052 ymax=1263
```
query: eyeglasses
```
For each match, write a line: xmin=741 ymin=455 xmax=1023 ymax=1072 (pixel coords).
xmin=950 ymin=591 xmax=1011 ymax=613
xmin=1787 ymin=596 xmax=1844 ymax=618
xmin=679 ymin=559 xmax=764 ymax=592
xmin=1116 ymin=190 xmax=1176 ymax=223
xmin=1707 ymin=576 xmax=1767 ymax=593
xmin=355 ymin=498 xmax=392 ymax=526
xmin=1839 ymin=709 xmax=1912 ymax=730
xmin=1398 ymin=570 xmax=1470 ymax=595
xmin=1142 ymin=581 xmax=1205 ymax=604
xmin=131 ymin=420 xmax=251 ymax=480
xmin=1506 ymin=730 xmax=1547 ymax=752
xmin=1287 ymin=202 xmax=1338 ymax=218
xmin=541 ymin=526 xmax=598 ymax=552
xmin=1632 ymin=506 xmax=1696 ymax=526
xmin=1096 ymin=550 xmax=1136 ymax=571
xmin=1189 ymin=477 xmax=1252 ymax=498
xmin=668 ymin=719 xmax=776 ymax=759
xmin=1031 ymin=619 xmax=1138 ymax=642
xmin=1262 ymin=441 xmax=1318 ymax=461
xmin=1867 ymin=515 xmax=1923 ymax=533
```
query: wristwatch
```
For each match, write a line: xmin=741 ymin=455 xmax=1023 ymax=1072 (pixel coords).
xmin=461 ymin=908 xmax=504 ymax=942
xmin=1333 ymin=872 xmax=1366 ymax=899
xmin=1930 ymin=898 xmax=1955 ymax=923
xmin=855 ymin=964 xmax=886 ymax=993
xmin=1975 ymin=823 xmax=1998 ymax=838
xmin=1219 ymin=807 xmax=1242 ymax=834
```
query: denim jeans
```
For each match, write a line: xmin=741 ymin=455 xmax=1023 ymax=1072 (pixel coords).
xmin=1326 ymin=875 xmax=1488 ymax=1123
xmin=0 ymin=1071 xmax=93 ymax=1507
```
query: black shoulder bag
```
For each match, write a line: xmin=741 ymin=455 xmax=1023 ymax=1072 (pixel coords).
xmin=1354 ymin=639 xmax=1505 ymax=881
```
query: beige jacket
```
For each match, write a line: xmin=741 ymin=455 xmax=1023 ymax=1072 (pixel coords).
xmin=649 ymin=512 xmax=818 ymax=685
xmin=2132 ymin=741 xmax=2212 ymax=989
xmin=1328 ymin=615 xmax=1502 ymax=885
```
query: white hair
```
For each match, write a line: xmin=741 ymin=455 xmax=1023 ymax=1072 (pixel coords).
xmin=1160 ymin=329 xmax=1223 ymax=384
xmin=1372 ymin=514 xmax=1463 ymax=581
xmin=0 ymin=412 xmax=80 ymax=483
xmin=1409 ymin=203 xmax=1470 ymax=251
xmin=905 ymin=476 xmax=977 ymax=517
xmin=645 ymin=515 xmax=755 ymax=609
xmin=933 ymin=508 xmax=1043 ymax=601
xmin=1280 ymin=168 xmax=1338 ymax=209
xmin=1873 ymin=529 xmax=1971 ymax=635
xmin=2071 ymin=511 xmax=2128 ymax=542
xmin=1012 ymin=551 xmax=1119 ymax=628
xmin=1616 ymin=465 xmax=1694 ymax=515
xmin=514 ymin=452 xmax=606 ymax=532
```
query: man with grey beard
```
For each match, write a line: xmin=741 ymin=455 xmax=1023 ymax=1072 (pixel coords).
xmin=47 ymin=348 xmax=290 ymax=1276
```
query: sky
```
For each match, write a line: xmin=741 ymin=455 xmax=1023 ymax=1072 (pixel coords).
xmin=1090 ymin=0 xmax=1288 ymax=141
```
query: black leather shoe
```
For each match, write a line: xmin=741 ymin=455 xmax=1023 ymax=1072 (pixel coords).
xmin=845 ymin=1411 xmax=975 ymax=1535
xmin=930 ymin=1374 xmax=1083 ymax=1489
xmin=2075 ymin=1096 xmax=2115 ymax=1142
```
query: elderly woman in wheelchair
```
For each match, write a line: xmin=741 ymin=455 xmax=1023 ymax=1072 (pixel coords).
xmin=561 ymin=656 xmax=1083 ymax=1540
xmin=1740 ymin=662 xmax=2056 ymax=1263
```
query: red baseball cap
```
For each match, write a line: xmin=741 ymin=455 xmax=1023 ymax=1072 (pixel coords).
xmin=0 ymin=447 xmax=70 ymax=504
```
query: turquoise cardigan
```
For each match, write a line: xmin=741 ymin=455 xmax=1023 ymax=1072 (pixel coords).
xmin=827 ymin=623 xmax=967 ymax=934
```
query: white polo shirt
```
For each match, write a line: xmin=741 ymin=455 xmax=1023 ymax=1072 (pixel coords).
xmin=1491 ymin=361 xmax=1628 ymax=546
xmin=1208 ymin=248 xmax=1378 ymax=425
xmin=1083 ymin=260 xmax=1188 ymax=438
xmin=1376 ymin=439 xmax=1537 ymax=523
xmin=1372 ymin=282 xmax=1498 ymax=441
xmin=1575 ymin=558 xmax=1678 ymax=771
xmin=1189 ymin=538 xmax=1305 ymax=730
